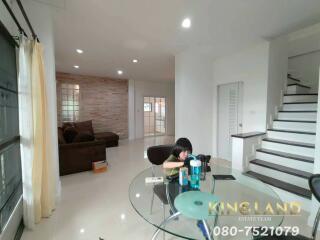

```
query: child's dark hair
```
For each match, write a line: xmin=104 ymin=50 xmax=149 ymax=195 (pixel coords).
xmin=172 ymin=138 xmax=193 ymax=158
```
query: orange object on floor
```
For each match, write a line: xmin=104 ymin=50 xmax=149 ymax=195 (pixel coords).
xmin=93 ymin=160 xmax=107 ymax=173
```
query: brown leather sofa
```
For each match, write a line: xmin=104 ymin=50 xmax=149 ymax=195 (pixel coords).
xmin=58 ymin=120 xmax=108 ymax=176
xmin=59 ymin=139 xmax=106 ymax=176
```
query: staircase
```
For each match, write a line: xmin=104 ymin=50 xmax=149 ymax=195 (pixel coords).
xmin=245 ymin=75 xmax=317 ymax=199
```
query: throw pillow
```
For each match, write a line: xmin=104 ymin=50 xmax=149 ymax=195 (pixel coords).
xmin=62 ymin=122 xmax=74 ymax=131
xmin=74 ymin=120 xmax=94 ymax=135
xmin=73 ymin=132 xmax=95 ymax=143
xmin=63 ymin=127 xmax=78 ymax=143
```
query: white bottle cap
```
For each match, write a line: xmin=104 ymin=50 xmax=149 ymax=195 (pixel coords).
xmin=190 ymin=160 xmax=201 ymax=167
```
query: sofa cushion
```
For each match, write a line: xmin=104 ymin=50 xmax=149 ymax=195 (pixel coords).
xmin=58 ymin=127 xmax=66 ymax=144
xmin=63 ymin=127 xmax=78 ymax=143
xmin=74 ymin=120 xmax=94 ymax=135
xmin=73 ymin=132 xmax=95 ymax=143
xmin=95 ymin=132 xmax=119 ymax=141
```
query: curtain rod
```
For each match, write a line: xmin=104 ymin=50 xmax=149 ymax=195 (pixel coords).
xmin=1 ymin=0 xmax=28 ymax=37
xmin=16 ymin=0 xmax=39 ymax=42
xmin=1 ymin=0 xmax=40 ymax=42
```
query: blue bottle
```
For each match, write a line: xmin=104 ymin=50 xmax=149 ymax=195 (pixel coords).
xmin=190 ymin=158 xmax=201 ymax=189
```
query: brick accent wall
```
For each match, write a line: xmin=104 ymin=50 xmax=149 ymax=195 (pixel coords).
xmin=56 ymin=72 xmax=128 ymax=139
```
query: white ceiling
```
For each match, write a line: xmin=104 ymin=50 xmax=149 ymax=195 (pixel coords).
xmin=52 ymin=0 xmax=320 ymax=81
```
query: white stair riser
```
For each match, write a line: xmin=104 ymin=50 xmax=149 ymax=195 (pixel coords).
xmin=283 ymin=95 xmax=318 ymax=103
xmin=273 ymin=121 xmax=316 ymax=132
xmin=282 ymin=103 xmax=317 ymax=111
xmin=261 ymin=141 xmax=314 ymax=158
xmin=277 ymin=112 xmax=317 ymax=121
xmin=248 ymin=164 xmax=309 ymax=189
xmin=287 ymin=85 xmax=310 ymax=94
xmin=267 ymin=131 xmax=315 ymax=144
xmin=256 ymin=152 xmax=313 ymax=173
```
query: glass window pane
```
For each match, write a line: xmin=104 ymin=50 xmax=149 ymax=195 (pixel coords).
xmin=60 ymin=84 xmax=80 ymax=122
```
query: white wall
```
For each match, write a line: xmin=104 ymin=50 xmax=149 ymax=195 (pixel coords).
xmin=289 ymin=52 xmax=320 ymax=92
xmin=131 ymin=80 xmax=175 ymax=139
xmin=175 ymin=50 xmax=213 ymax=155
xmin=288 ymin=23 xmax=320 ymax=92
xmin=212 ymin=42 xmax=270 ymax=155
xmin=266 ymin=36 xmax=288 ymax=127
xmin=128 ymin=79 xmax=135 ymax=140
xmin=288 ymin=23 xmax=320 ymax=57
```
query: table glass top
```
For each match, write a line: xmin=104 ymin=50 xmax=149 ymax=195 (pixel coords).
xmin=129 ymin=165 xmax=285 ymax=239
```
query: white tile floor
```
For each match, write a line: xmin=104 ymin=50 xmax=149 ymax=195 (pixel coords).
xmin=21 ymin=136 xmax=318 ymax=240
xmin=21 ymin=136 xmax=175 ymax=240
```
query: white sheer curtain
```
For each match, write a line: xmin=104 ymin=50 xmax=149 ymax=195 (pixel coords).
xmin=18 ymin=36 xmax=35 ymax=229
xmin=18 ymin=36 xmax=57 ymax=229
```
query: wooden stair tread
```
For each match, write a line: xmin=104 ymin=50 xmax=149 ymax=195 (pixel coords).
xmin=250 ymin=159 xmax=312 ymax=179
xmin=263 ymin=138 xmax=315 ymax=148
xmin=267 ymin=128 xmax=315 ymax=135
xmin=283 ymin=102 xmax=317 ymax=104
xmin=278 ymin=110 xmax=316 ymax=113
xmin=273 ymin=119 xmax=316 ymax=123
xmin=244 ymin=171 xmax=312 ymax=199
xmin=256 ymin=148 xmax=314 ymax=163
xmin=284 ymin=93 xmax=318 ymax=96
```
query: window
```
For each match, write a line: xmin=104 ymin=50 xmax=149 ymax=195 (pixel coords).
xmin=144 ymin=103 xmax=152 ymax=112
xmin=0 ymin=22 xmax=22 ymax=232
xmin=61 ymin=83 xmax=80 ymax=122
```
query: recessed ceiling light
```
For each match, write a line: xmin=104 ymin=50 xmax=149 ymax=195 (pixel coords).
xmin=132 ymin=59 xmax=138 ymax=63
xmin=182 ymin=18 xmax=191 ymax=28
xmin=76 ymin=49 xmax=83 ymax=54
xmin=80 ymin=228 xmax=85 ymax=234
xmin=117 ymin=70 xmax=123 ymax=75
xmin=74 ymin=65 xmax=79 ymax=69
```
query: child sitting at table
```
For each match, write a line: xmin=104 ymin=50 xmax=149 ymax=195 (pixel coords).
xmin=163 ymin=138 xmax=210 ymax=240
xmin=163 ymin=137 xmax=193 ymax=177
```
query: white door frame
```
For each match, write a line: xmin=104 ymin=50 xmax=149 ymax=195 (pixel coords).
xmin=216 ymin=81 xmax=243 ymax=160
xmin=143 ymin=96 xmax=167 ymax=137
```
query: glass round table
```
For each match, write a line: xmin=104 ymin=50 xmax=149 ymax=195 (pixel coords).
xmin=129 ymin=165 xmax=284 ymax=240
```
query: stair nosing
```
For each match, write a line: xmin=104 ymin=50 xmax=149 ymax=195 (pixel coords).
xmin=256 ymin=148 xmax=314 ymax=163
xmin=263 ymin=138 xmax=315 ymax=148
xmin=267 ymin=128 xmax=316 ymax=135
xmin=244 ymin=171 xmax=312 ymax=199
xmin=287 ymin=83 xmax=310 ymax=89
xmin=250 ymin=159 xmax=312 ymax=179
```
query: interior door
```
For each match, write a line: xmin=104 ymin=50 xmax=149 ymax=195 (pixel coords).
xmin=144 ymin=97 xmax=166 ymax=136
xmin=217 ymin=82 xmax=243 ymax=161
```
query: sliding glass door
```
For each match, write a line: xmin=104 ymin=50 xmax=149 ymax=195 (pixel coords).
xmin=144 ymin=97 xmax=166 ymax=137
xmin=0 ymin=22 xmax=22 ymax=233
